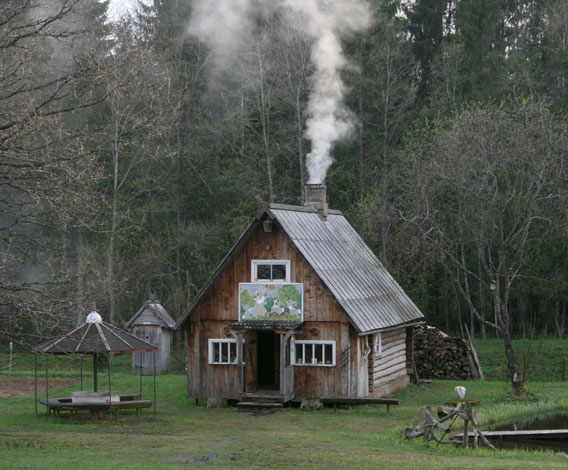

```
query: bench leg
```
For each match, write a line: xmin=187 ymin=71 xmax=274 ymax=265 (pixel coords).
xmin=136 ymin=408 xmax=140 ymax=417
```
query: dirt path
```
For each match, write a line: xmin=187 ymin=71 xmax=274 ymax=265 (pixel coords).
xmin=0 ymin=377 xmax=79 ymax=397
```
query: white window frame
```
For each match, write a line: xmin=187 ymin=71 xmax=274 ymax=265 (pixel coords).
xmin=291 ymin=340 xmax=336 ymax=367
xmin=373 ymin=332 xmax=382 ymax=356
xmin=251 ymin=259 xmax=291 ymax=283
xmin=208 ymin=339 xmax=244 ymax=365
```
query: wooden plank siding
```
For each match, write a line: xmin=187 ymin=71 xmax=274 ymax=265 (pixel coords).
xmin=185 ymin=222 xmax=352 ymax=399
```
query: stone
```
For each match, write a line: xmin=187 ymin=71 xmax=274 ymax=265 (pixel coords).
xmin=300 ymin=398 xmax=323 ymax=411
xmin=206 ymin=398 xmax=228 ymax=408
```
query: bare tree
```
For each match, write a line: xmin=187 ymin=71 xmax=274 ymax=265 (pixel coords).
xmin=0 ymin=0 xmax=108 ymax=345
xmin=405 ymin=100 xmax=567 ymax=393
xmin=100 ymin=24 xmax=176 ymax=324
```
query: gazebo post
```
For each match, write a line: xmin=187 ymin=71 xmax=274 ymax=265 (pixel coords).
xmin=45 ymin=355 xmax=49 ymax=421
xmin=34 ymin=354 xmax=37 ymax=416
xmin=153 ymin=350 xmax=156 ymax=418
xmin=139 ymin=364 xmax=142 ymax=399
xmin=80 ymin=356 xmax=83 ymax=391
xmin=108 ymin=354 xmax=113 ymax=419
xmin=93 ymin=353 xmax=98 ymax=392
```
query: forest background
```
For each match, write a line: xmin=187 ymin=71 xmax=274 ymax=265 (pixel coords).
xmin=1 ymin=0 xmax=567 ymax=365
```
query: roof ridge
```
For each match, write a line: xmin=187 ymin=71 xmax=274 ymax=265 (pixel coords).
xmin=269 ymin=203 xmax=342 ymax=215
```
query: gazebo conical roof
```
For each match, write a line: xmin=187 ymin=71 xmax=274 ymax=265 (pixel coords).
xmin=35 ymin=320 xmax=157 ymax=355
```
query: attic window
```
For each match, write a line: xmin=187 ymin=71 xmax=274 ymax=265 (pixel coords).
xmin=251 ymin=260 xmax=290 ymax=282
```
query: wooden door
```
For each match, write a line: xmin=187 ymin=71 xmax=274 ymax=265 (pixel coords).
xmin=244 ymin=331 xmax=257 ymax=393
xmin=279 ymin=333 xmax=294 ymax=402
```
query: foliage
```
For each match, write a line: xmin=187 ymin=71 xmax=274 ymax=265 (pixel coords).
xmin=2 ymin=0 xmax=568 ymax=354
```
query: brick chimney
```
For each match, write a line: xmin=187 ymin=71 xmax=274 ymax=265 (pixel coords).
xmin=304 ymin=184 xmax=328 ymax=220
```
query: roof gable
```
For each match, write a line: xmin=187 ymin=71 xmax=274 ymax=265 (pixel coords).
xmin=175 ymin=204 xmax=424 ymax=332
xmin=126 ymin=301 xmax=176 ymax=329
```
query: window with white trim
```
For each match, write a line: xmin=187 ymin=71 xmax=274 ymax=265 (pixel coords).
xmin=373 ymin=332 xmax=382 ymax=356
xmin=291 ymin=340 xmax=336 ymax=366
xmin=251 ymin=260 xmax=290 ymax=282
xmin=208 ymin=339 xmax=243 ymax=365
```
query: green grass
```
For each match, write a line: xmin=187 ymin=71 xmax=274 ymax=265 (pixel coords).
xmin=473 ymin=338 xmax=568 ymax=382
xmin=1 ymin=341 xmax=568 ymax=469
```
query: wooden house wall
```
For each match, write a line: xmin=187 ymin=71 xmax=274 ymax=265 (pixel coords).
xmin=185 ymin=220 xmax=406 ymax=399
xmin=368 ymin=328 xmax=409 ymax=396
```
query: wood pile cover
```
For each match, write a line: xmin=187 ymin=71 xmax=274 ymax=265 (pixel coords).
xmin=413 ymin=327 xmax=480 ymax=380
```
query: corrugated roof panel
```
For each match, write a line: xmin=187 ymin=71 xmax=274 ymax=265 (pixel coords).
xmin=270 ymin=206 xmax=424 ymax=332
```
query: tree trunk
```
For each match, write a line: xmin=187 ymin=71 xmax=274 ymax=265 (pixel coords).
xmin=477 ymin=246 xmax=486 ymax=339
xmin=256 ymin=47 xmax=274 ymax=201
xmin=554 ymin=300 xmax=566 ymax=339
xmin=503 ymin=329 xmax=525 ymax=394
xmin=358 ymin=95 xmax=364 ymax=199
xmin=108 ymin=126 xmax=119 ymax=325
xmin=75 ymin=230 xmax=85 ymax=326
xmin=296 ymin=87 xmax=305 ymax=201
xmin=497 ymin=291 xmax=526 ymax=394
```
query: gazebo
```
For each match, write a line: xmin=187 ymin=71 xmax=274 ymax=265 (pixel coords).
xmin=34 ymin=311 xmax=158 ymax=419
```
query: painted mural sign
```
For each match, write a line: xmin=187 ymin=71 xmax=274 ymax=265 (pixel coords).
xmin=239 ymin=283 xmax=303 ymax=322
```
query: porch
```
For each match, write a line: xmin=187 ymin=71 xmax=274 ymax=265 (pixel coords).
xmin=228 ymin=321 xmax=303 ymax=404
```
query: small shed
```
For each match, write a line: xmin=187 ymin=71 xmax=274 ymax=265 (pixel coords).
xmin=126 ymin=300 xmax=175 ymax=375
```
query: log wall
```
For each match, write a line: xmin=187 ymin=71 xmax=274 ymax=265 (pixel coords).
xmin=368 ymin=328 xmax=409 ymax=396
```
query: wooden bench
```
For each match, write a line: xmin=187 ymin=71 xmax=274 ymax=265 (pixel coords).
xmin=39 ymin=394 xmax=152 ymax=418
xmin=319 ymin=397 xmax=399 ymax=412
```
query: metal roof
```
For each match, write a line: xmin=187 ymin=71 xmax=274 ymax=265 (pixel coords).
xmin=125 ymin=300 xmax=176 ymax=329
xmin=267 ymin=205 xmax=424 ymax=333
xmin=35 ymin=321 xmax=158 ymax=355
xmin=175 ymin=203 xmax=424 ymax=333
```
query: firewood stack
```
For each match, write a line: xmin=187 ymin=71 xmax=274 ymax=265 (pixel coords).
xmin=413 ymin=327 xmax=480 ymax=380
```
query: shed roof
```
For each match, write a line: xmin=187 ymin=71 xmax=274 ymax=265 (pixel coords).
xmin=175 ymin=203 xmax=424 ymax=333
xmin=125 ymin=300 xmax=176 ymax=329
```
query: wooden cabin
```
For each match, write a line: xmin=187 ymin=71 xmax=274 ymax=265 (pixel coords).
xmin=175 ymin=185 xmax=424 ymax=403
xmin=126 ymin=299 xmax=175 ymax=375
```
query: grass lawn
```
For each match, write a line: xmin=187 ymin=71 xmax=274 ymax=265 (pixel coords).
xmin=1 ymin=343 xmax=568 ymax=469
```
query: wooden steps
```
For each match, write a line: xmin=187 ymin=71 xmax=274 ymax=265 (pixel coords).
xmin=237 ymin=401 xmax=283 ymax=409
xmin=237 ymin=394 xmax=283 ymax=409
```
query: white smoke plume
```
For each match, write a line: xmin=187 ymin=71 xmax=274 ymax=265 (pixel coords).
xmin=186 ymin=0 xmax=259 ymax=70
xmin=187 ymin=0 xmax=371 ymax=184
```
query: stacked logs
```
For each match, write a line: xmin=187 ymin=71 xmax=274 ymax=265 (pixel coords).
xmin=413 ymin=327 xmax=479 ymax=380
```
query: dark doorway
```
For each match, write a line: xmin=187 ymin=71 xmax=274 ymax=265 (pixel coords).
xmin=256 ymin=331 xmax=279 ymax=390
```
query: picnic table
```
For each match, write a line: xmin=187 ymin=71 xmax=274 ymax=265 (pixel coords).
xmin=39 ymin=393 xmax=153 ymax=418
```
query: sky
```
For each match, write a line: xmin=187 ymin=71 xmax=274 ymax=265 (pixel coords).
xmin=107 ymin=0 xmax=137 ymax=20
